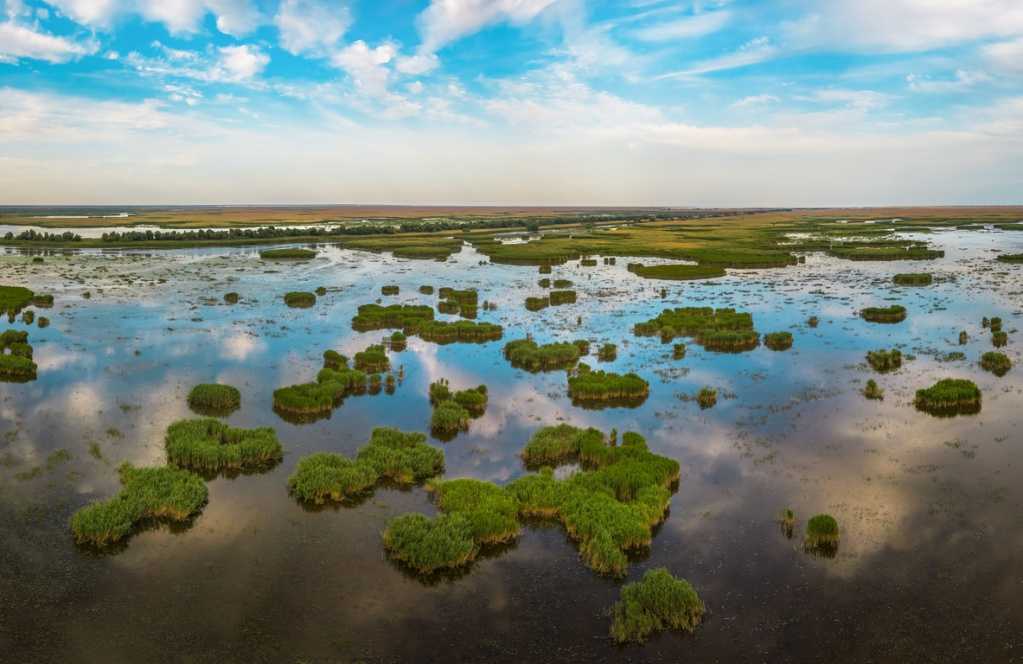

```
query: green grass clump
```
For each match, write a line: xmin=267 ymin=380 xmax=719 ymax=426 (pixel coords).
xmin=166 ymin=418 xmax=281 ymax=472
xmin=385 ymin=426 xmax=680 ymax=577
xmin=568 ymin=363 xmax=649 ymax=406
xmin=419 ymin=285 xmax=434 ymax=294
xmin=538 ymin=278 xmax=550 ymax=288
xmin=273 ymin=366 xmax=368 ymax=417
xmin=697 ymin=387 xmax=717 ymax=409
xmin=992 ymin=331 xmax=1008 ymax=348
xmin=539 ymin=265 xmax=552 ymax=274
xmin=627 ymin=263 xmax=726 ymax=281
xmin=69 ymin=463 xmax=207 ymax=546
xmin=415 ymin=320 xmax=503 ymax=344
xmin=763 ymin=331 xmax=793 ymax=351
xmin=503 ymin=338 xmax=586 ymax=371
xmin=828 ymin=245 xmax=943 ymax=261
xmin=609 ymin=568 xmax=705 ymax=644
xmin=431 ymin=401 xmax=472 ymax=435
xmin=634 ymin=307 xmax=754 ymax=343
xmin=673 ymin=343 xmax=686 ymax=359
xmin=980 ymin=352 xmax=1012 ymax=377
xmin=186 ymin=384 xmax=241 ymax=415
xmin=804 ymin=514 xmax=840 ymax=554
xmin=32 ymin=293 xmax=53 ymax=307
xmin=224 ymin=292 xmax=239 ymax=304
xmin=988 ymin=317 xmax=1002 ymax=333
xmin=549 ymin=290 xmax=577 ymax=306
xmin=866 ymin=349 xmax=902 ymax=372
xmin=0 ymin=330 xmax=37 ymax=380
xmin=37 ymin=316 xmax=49 ymax=328
xmin=288 ymin=428 xmax=443 ymax=504
xmin=283 ymin=291 xmax=316 ymax=308
xmin=521 ymin=424 xmax=605 ymax=467
xmin=260 ymin=248 xmax=316 ymax=259
xmin=429 ymin=379 xmax=487 ymax=437
xmin=553 ymin=279 xmax=573 ymax=288
xmin=525 ymin=296 xmax=549 ymax=311
xmin=0 ymin=285 xmax=34 ymax=315
xmin=354 ymin=344 xmax=390 ymax=373
xmin=914 ymin=378 xmax=981 ymax=416
xmin=996 ymin=253 xmax=1023 ymax=264
xmin=861 ymin=305 xmax=906 ymax=323
xmin=323 ymin=349 xmax=348 ymax=369
xmin=893 ymin=273 xmax=933 ymax=286
xmin=351 ymin=303 xmax=435 ymax=332
xmin=696 ymin=329 xmax=760 ymax=352
xmin=452 ymin=384 xmax=488 ymax=416
xmin=597 ymin=343 xmax=617 ymax=361
xmin=389 ymin=330 xmax=407 ymax=351
xmin=863 ymin=379 xmax=884 ymax=400
xmin=381 ymin=285 xmax=399 ymax=295
xmin=21 ymin=310 xmax=34 ymax=325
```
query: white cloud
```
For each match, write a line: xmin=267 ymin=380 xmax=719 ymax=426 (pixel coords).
xmin=0 ymin=17 xmax=97 ymax=63
xmin=216 ymin=44 xmax=268 ymax=81
xmin=731 ymin=93 xmax=779 ymax=109
xmin=416 ymin=0 xmax=556 ymax=53
xmin=907 ymin=69 xmax=990 ymax=93
xmin=810 ymin=89 xmax=891 ymax=111
xmin=983 ymin=37 xmax=1023 ymax=74
xmin=126 ymin=43 xmax=269 ymax=84
xmin=274 ymin=0 xmax=350 ymax=56
xmin=395 ymin=52 xmax=439 ymax=75
xmin=656 ymin=36 xmax=777 ymax=78
xmin=631 ymin=10 xmax=731 ymax=42
xmin=331 ymin=40 xmax=396 ymax=98
xmin=45 ymin=0 xmax=261 ymax=36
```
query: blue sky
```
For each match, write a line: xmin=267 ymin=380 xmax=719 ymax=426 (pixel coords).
xmin=1 ymin=0 xmax=1021 ymax=205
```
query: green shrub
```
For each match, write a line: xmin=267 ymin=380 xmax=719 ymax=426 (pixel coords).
xmin=503 ymin=338 xmax=583 ymax=371
xmin=260 ymin=248 xmax=316 ymax=259
xmin=866 ymin=349 xmax=902 ymax=372
xmin=763 ymin=331 xmax=793 ymax=351
xmin=892 ymin=273 xmax=933 ymax=286
xmin=283 ymin=291 xmax=316 ymax=308
xmin=861 ymin=305 xmax=906 ymax=323
xmin=597 ymin=343 xmax=617 ymax=361
xmin=568 ymin=364 xmax=649 ymax=406
xmin=804 ymin=514 xmax=840 ymax=553
xmin=609 ymin=568 xmax=705 ymax=644
xmin=980 ymin=352 xmax=1012 ymax=377
xmin=69 ymin=463 xmax=207 ymax=546
xmin=354 ymin=344 xmax=390 ymax=373
xmin=288 ymin=428 xmax=443 ymax=504
xmin=914 ymin=378 xmax=981 ymax=415
xmin=186 ymin=384 xmax=241 ymax=414
xmin=166 ymin=418 xmax=281 ymax=472
xmin=863 ymin=379 xmax=884 ymax=400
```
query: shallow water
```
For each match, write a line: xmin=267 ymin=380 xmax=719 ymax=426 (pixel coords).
xmin=1 ymin=230 xmax=1022 ymax=663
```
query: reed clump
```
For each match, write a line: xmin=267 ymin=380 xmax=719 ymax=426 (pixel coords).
xmin=0 ymin=285 xmax=34 ymax=315
xmin=549 ymin=290 xmax=577 ymax=306
xmin=673 ymin=343 xmax=686 ymax=360
xmin=568 ymin=363 xmax=649 ymax=406
xmin=863 ymin=379 xmax=884 ymax=400
xmin=914 ymin=378 xmax=981 ymax=416
xmin=861 ymin=305 xmax=906 ymax=323
xmin=283 ymin=291 xmax=316 ymax=308
xmin=389 ymin=330 xmax=407 ymax=351
xmin=354 ymin=344 xmax=390 ymax=373
xmin=351 ymin=304 xmax=434 ymax=332
xmin=166 ymin=418 xmax=281 ymax=472
xmin=288 ymin=428 xmax=443 ymax=504
xmin=416 ymin=320 xmax=503 ymax=344
xmin=866 ymin=349 xmax=902 ymax=372
xmin=609 ymin=568 xmax=705 ymax=644
xmin=224 ymin=292 xmax=239 ymax=304
xmin=697 ymin=387 xmax=717 ymax=409
xmin=503 ymin=338 xmax=586 ymax=371
xmin=598 ymin=343 xmax=617 ymax=361
xmin=804 ymin=513 xmax=840 ymax=554
xmin=634 ymin=307 xmax=754 ymax=344
xmin=323 ymin=349 xmax=348 ymax=369
xmin=429 ymin=379 xmax=487 ymax=436
xmin=525 ymin=296 xmax=549 ymax=311
xmin=763 ymin=331 xmax=793 ymax=351
xmin=626 ymin=263 xmax=726 ymax=281
xmin=0 ymin=329 xmax=37 ymax=380
xmin=992 ymin=331 xmax=1007 ymax=348
xmin=980 ymin=351 xmax=1011 ymax=377
xmin=697 ymin=329 xmax=760 ymax=352
xmin=381 ymin=285 xmax=400 ymax=295
xmin=69 ymin=463 xmax=208 ymax=546
xmin=273 ymin=366 xmax=368 ymax=417
xmin=186 ymin=383 xmax=241 ymax=415
xmin=996 ymin=253 xmax=1023 ymax=264
xmin=419 ymin=285 xmax=434 ymax=295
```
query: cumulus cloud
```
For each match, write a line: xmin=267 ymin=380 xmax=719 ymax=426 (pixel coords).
xmin=274 ymin=0 xmax=350 ymax=56
xmin=216 ymin=44 xmax=268 ymax=81
xmin=415 ymin=0 xmax=556 ymax=56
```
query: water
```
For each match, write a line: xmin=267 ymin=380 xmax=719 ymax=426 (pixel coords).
xmin=1 ymin=231 xmax=1021 ymax=662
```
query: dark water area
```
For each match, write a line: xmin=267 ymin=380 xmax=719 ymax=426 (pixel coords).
xmin=1 ymin=230 xmax=1021 ymax=663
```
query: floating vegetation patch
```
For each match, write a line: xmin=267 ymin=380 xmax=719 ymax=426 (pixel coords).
xmin=503 ymin=338 xmax=587 ymax=372
xmin=354 ymin=344 xmax=390 ymax=373
xmin=866 ymin=349 xmax=902 ymax=373
xmin=914 ymin=378 xmax=981 ymax=416
xmin=609 ymin=568 xmax=705 ymax=644
xmin=860 ymin=305 xmax=906 ymax=323
xmin=69 ymin=463 xmax=208 ymax=547
xmin=980 ymin=352 xmax=1012 ymax=377
xmin=828 ymin=245 xmax=944 ymax=261
xmin=525 ymin=296 xmax=549 ymax=311
xmin=996 ymin=253 xmax=1023 ymax=264
xmin=763 ymin=331 xmax=793 ymax=351
xmin=627 ymin=263 xmax=726 ymax=281
xmin=283 ymin=291 xmax=316 ymax=308
xmin=804 ymin=513 xmax=840 ymax=556
xmin=166 ymin=418 xmax=282 ymax=473
xmin=567 ymin=363 xmax=649 ymax=408
xmin=351 ymin=304 xmax=435 ymax=332
xmin=417 ymin=320 xmax=503 ymax=344
xmin=186 ymin=383 xmax=241 ymax=416
xmin=260 ymin=248 xmax=317 ymax=260
xmin=892 ymin=273 xmax=933 ymax=286
xmin=383 ymin=426 xmax=679 ymax=577
xmin=288 ymin=428 xmax=443 ymax=504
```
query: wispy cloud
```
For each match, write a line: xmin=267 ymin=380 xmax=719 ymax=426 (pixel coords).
xmin=656 ymin=36 xmax=778 ymax=78
xmin=630 ymin=10 xmax=731 ymax=42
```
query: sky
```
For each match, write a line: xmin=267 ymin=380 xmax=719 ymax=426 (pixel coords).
xmin=0 ymin=0 xmax=1021 ymax=206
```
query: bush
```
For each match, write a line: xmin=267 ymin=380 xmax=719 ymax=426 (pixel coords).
xmin=597 ymin=343 xmax=617 ymax=361
xmin=914 ymin=378 xmax=981 ymax=415
xmin=186 ymin=384 xmax=241 ymax=415
xmin=260 ymin=248 xmax=316 ymax=259
xmin=609 ymin=568 xmax=705 ymax=644
xmin=69 ymin=463 xmax=207 ymax=546
xmin=980 ymin=352 xmax=1012 ymax=377
xmin=283 ymin=291 xmax=316 ymax=308
xmin=861 ymin=305 xmax=906 ymax=323
xmin=892 ymin=273 xmax=933 ymax=286
xmin=568 ymin=364 xmax=649 ymax=406
xmin=503 ymin=338 xmax=584 ymax=371
xmin=763 ymin=331 xmax=793 ymax=351
xmin=166 ymin=418 xmax=281 ymax=472
xmin=288 ymin=428 xmax=443 ymax=504
xmin=381 ymin=285 xmax=400 ymax=295
xmin=354 ymin=344 xmax=390 ymax=373
xmin=866 ymin=349 xmax=902 ymax=372
xmin=804 ymin=514 xmax=840 ymax=553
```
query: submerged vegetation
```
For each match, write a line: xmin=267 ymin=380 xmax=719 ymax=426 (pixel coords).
xmin=609 ymin=568 xmax=705 ymax=644
xmin=861 ymin=305 xmax=907 ymax=323
xmin=70 ymin=463 xmax=208 ymax=546
xmin=186 ymin=383 xmax=241 ymax=415
xmin=165 ymin=418 xmax=282 ymax=472
xmin=866 ymin=349 xmax=903 ymax=373
xmin=568 ymin=363 xmax=649 ymax=407
xmin=383 ymin=425 xmax=679 ymax=577
xmin=980 ymin=352 xmax=1012 ymax=377
xmin=914 ymin=378 xmax=982 ymax=416
xmin=288 ymin=428 xmax=443 ymax=504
